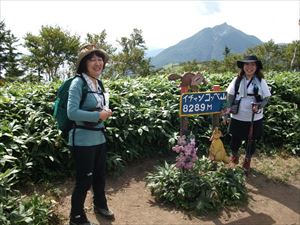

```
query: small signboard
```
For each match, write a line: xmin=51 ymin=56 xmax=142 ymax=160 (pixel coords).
xmin=180 ymin=91 xmax=227 ymax=117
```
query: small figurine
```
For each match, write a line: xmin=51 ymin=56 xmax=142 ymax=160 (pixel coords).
xmin=208 ymin=127 xmax=230 ymax=163
xmin=168 ymin=72 xmax=207 ymax=93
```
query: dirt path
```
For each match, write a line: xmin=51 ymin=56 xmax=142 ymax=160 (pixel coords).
xmin=56 ymin=157 xmax=300 ymax=225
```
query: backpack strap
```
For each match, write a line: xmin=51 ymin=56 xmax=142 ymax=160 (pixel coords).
xmin=98 ymin=80 xmax=106 ymax=106
xmin=79 ymin=74 xmax=106 ymax=105
xmin=234 ymin=76 xmax=242 ymax=96
xmin=97 ymin=79 xmax=105 ymax=93
xmin=74 ymin=125 xmax=104 ymax=131
xmin=74 ymin=74 xmax=89 ymax=107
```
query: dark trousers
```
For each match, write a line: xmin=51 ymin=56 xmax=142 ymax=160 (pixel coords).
xmin=229 ymin=118 xmax=263 ymax=158
xmin=70 ymin=143 xmax=108 ymax=218
xmin=230 ymin=137 xmax=256 ymax=158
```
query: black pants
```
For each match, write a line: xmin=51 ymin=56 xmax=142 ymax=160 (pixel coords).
xmin=230 ymin=137 xmax=257 ymax=158
xmin=229 ymin=118 xmax=263 ymax=158
xmin=70 ymin=143 xmax=108 ymax=218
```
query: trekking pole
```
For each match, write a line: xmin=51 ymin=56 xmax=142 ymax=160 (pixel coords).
xmin=246 ymin=102 xmax=260 ymax=158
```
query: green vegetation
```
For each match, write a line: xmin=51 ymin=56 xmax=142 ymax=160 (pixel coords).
xmin=0 ymin=71 xmax=299 ymax=223
xmin=0 ymin=169 xmax=57 ymax=224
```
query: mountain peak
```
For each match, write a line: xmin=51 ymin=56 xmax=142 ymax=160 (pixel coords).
xmin=212 ymin=23 xmax=234 ymax=33
xmin=214 ymin=22 xmax=228 ymax=27
xmin=150 ymin=23 xmax=263 ymax=68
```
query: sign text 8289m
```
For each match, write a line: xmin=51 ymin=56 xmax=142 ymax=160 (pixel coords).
xmin=180 ymin=91 xmax=227 ymax=117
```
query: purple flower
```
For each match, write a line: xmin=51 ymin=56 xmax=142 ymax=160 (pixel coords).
xmin=173 ymin=133 xmax=198 ymax=170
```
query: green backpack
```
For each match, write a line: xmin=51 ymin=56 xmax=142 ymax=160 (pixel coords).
xmin=53 ymin=75 xmax=89 ymax=137
xmin=53 ymin=74 xmax=106 ymax=137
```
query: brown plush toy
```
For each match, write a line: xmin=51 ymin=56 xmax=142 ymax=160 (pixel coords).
xmin=168 ymin=72 xmax=207 ymax=92
xmin=208 ymin=127 xmax=230 ymax=163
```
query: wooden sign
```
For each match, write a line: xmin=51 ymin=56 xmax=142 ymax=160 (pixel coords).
xmin=180 ymin=91 xmax=227 ymax=117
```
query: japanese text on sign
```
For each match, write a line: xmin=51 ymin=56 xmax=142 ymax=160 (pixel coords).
xmin=180 ymin=91 xmax=227 ymax=117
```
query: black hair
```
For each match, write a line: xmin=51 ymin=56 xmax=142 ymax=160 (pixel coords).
xmin=77 ymin=51 xmax=106 ymax=74
xmin=238 ymin=63 xmax=264 ymax=79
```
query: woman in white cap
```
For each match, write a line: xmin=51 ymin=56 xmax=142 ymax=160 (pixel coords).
xmin=226 ymin=55 xmax=271 ymax=175
xmin=67 ymin=44 xmax=114 ymax=225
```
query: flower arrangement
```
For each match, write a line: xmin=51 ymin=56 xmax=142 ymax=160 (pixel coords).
xmin=172 ymin=133 xmax=198 ymax=170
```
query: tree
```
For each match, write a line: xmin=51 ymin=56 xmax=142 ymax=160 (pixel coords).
xmin=285 ymin=41 xmax=300 ymax=71
xmin=114 ymin=29 xmax=151 ymax=77
xmin=0 ymin=20 xmax=9 ymax=77
xmin=181 ymin=60 xmax=201 ymax=72
xmin=246 ymin=40 xmax=283 ymax=71
xmin=202 ymin=60 xmax=222 ymax=73
xmin=223 ymin=46 xmax=231 ymax=58
xmin=222 ymin=54 xmax=242 ymax=72
xmin=23 ymin=25 xmax=80 ymax=81
xmin=85 ymin=30 xmax=116 ymax=56
xmin=0 ymin=20 xmax=23 ymax=79
xmin=5 ymin=34 xmax=23 ymax=79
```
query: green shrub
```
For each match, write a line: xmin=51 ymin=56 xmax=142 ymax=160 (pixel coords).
xmin=0 ymin=168 xmax=56 ymax=225
xmin=146 ymin=157 xmax=247 ymax=214
xmin=1 ymin=72 xmax=299 ymax=182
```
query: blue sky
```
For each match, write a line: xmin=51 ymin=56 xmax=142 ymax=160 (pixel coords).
xmin=1 ymin=0 xmax=299 ymax=50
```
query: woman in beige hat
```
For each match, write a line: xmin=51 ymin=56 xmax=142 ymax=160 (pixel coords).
xmin=226 ymin=55 xmax=271 ymax=176
xmin=67 ymin=44 xmax=114 ymax=225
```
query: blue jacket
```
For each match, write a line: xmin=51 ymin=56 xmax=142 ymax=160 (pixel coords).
xmin=67 ymin=76 xmax=106 ymax=146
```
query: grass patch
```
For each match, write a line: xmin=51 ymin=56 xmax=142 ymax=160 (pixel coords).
xmin=253 ymin=154 xmax=300 ymax=183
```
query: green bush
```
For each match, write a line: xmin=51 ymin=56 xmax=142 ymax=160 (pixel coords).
xmin=0 ymin=169 xmax=56 ymax=225
xmin=146 ymin=157 xmax=247 ymax=214
xmin=1 ymin=72 xmax=299 ymax=182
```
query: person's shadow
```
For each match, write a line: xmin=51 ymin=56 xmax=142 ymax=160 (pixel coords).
xmin=210 ymin=169 xmax=300 ymax=225
xmin=148 ymin=197 xmax=276 ymax=225
xmin=211 ymin=207 xmax=276 ymax=225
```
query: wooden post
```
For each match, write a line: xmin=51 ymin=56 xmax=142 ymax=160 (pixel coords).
xmin=180 ymin=86 xmax=189 ymax=137
xmin=212 ymin=85 xmax=221 ymax=129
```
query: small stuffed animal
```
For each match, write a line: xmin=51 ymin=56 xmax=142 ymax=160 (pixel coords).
xmin=168 ymin=72 xmax=207 ymax=92
xmin=208 ymin=127 xmax=230 ymax=163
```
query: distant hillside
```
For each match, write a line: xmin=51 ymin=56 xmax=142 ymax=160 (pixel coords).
xmin=145 ymin=48 xmax=164 ymax=58
xmin=150 ymin=23 xmax=263 ymax=68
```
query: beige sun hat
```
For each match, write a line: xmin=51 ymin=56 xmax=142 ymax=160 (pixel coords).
xmin=75 ymin=44 xmax=109 ymax=73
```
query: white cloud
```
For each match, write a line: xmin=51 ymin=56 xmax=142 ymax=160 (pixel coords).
xmin=0 ymin=0 xmax=299 ymax=50
xmin=198 ymin=1 xmax=220 ymax=15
